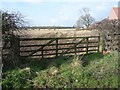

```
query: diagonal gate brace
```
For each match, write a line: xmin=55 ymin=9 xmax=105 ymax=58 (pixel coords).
xmin=59 ymin=37 xmax=86 ymax=57
xmin=28 ymin=39 xmax=56 ymax=56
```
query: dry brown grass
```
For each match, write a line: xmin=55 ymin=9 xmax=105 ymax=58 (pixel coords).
xmin=14 ymin=28 xmax=99 ymax=38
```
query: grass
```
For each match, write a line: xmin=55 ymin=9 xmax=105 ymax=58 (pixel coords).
xmin=2 ymin=51 xmax=119 ymax=88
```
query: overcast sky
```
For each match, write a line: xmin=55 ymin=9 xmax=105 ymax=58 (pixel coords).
xmin=0 ymin=0 xmax=119 ymax=27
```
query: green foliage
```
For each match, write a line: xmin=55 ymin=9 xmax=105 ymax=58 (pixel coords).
xmin=2 ymin=52 xmax=119 ymax=88
xmin=2 ymin=68 xmax=37 ymax=89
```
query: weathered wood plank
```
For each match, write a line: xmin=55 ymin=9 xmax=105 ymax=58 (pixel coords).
xmin=20 ymin=41 xmax=99 ymax=47
xmin=20 ymin=45 xmax=98 ymax=52
xmin=20 ymin=49 xmax=98 ymax=57
xmin=20 ymin=36 xmax=99 ymax=41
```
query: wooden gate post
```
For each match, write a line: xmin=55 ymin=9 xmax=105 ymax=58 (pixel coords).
xmin=99 ymin=32 xmax=104 ymax=53
xmin=74 ymin=44 xmax=77 ymax=55
xmin=41 ymin=47 xmax=44 ymax=58
xmin=86 ymin=37 xmax=89 ymax=54
xmin=98 ymin=35 xmax=100 ymax=52
xmin=56 ymin=38 xmax=58 ymax=57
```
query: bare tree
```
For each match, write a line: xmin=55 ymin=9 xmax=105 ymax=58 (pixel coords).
xmin=76 ymin=7 xmax=95 ymax=29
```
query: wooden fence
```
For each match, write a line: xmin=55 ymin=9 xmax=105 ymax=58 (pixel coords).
xmin=19 ymin=36 xmax=100 ymax=58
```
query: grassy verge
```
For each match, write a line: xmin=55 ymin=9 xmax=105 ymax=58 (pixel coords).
xmin=2 ymin=51 xmax=119 ymax=88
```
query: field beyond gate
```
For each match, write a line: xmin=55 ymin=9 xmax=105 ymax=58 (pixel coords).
xmin=19 ymin=36 xmax=100 ymax=58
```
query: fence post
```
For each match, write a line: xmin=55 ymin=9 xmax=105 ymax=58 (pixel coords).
xmin=74 ymin=37 xmax=77 ymax=55
xmin=98 ymin=35 xmax=100 ymax=52
xmin=99 ymin=32 xmax=104 ymax=53
xmin=86 ymin=37 xmax=89 ymax=54
xmin=41 ymin=47 xmax=44 ymax=58
xmin=56 ymin=38 xmax=58 ymax=57
xmin=74 ymin=44 xmax=77 ymax=55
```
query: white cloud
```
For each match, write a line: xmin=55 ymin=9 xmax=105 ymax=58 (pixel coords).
xmin=49 ymin=4 xmax=87 ymax=25
xmin=96 ymin=6 xmax=107 ymax=11
xmin=50 ymin=15 xmax=69 ymax=25
xmin=0 ymin=0 xmax=119 ymax=2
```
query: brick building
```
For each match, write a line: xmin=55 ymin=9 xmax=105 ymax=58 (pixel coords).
xmin=108 ymin=7 xmax=120 ymax=20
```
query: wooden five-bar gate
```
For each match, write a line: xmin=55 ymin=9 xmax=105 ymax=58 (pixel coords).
xmin=18 ymin=36 xmax=100 ymax=58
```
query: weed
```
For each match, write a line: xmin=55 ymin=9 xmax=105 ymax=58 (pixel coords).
xmin=2 ymin=51 xmax=119 ymax=88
